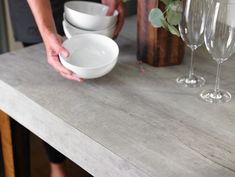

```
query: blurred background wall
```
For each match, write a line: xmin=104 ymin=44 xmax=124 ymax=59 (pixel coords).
xmin=0 ymin=0 xmax=23 ymax=54
xmin=0 ymin=0 xmax=9 ymax=53
xmin=4 ymin=0 xmax=23 ymax=51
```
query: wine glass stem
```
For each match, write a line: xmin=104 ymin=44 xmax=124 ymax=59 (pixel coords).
xmin=214 ymin=61 xmax=222 ymax=94
xmin=188 ymin=48 xmax=195 ymax=79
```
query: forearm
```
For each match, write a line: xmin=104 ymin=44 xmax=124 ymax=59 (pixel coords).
xmin=26 ymin=0 xmax=80 ymax=81
xmin=27 ymin=0 xmax=57 ymax=42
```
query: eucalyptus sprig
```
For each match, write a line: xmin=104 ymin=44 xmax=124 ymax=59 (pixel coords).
xmin=148 ymin=0 xmax=182 ymax=36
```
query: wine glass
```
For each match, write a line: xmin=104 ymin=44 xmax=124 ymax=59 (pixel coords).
xmin=200 ymin=0 xmax=235 ymax=103
xmin=176 ymin=0 xmax=207 ymax=87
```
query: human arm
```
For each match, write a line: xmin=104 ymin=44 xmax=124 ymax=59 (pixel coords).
xmin=101 ymin=0 xmax=125 ymax=38
xmin=27 ymin=0 xmax=82 ymax=81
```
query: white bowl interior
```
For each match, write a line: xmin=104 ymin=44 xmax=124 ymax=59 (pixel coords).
xmin=65 ymin=1 xmax=118 ymax=17
xmin=64 ymin=1 xmax=118 ymax=30
xmin=62 ymin=34 xmax=119 ymax=69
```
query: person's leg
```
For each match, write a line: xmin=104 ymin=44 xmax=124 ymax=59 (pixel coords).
xmin=43 ymin=143 xmax=67 ymax=177
xmin=10 ymin=119 xmax=30 ymax=177
xmin=50 ymin=163 xmax=67 ymax=177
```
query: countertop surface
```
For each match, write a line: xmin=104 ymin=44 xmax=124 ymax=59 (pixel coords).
xmin=0 ymin=16 xmax=235 ymax=177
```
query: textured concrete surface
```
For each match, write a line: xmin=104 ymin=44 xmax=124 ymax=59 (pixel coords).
xmin=0 ymin=16 xmax=235 ymax=177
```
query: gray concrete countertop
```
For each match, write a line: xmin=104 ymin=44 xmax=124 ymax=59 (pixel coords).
xmin=0 ymin=16 xmax=235 ymax=177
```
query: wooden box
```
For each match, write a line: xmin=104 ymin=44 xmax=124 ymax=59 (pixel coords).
xmin=137 ymin=0 xmax=185 ymax=67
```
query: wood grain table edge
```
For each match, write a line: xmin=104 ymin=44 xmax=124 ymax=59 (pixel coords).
xmin=0 ymin=110 xmax=15 ymax=177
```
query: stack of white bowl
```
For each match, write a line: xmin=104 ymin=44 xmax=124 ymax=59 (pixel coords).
xmin=63 ymin=1 xmax=118 ymax=39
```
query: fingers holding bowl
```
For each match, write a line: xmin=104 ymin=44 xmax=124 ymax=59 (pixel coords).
xmin=47 ymin=49 xmax=82 ymax=82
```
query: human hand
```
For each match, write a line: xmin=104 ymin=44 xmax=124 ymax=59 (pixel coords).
xmin=27 ymin=0 xmax=82 ymax=81
xmin=43 ymin=33 xmax=83 ymax=82
xmin=101 ymin=0 xmax=124 ymax=38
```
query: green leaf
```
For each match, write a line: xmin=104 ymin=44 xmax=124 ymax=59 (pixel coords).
xmin=168 ymin=24 xmax=180 ymax=36
xmin=160 ymin=18 xmax=169 ymax=29
xmin=148 ymin=8 xmax=164 ymax=28
xmin=148 ymin=0 xmax=182 ymax=36
xmin=166 ymin=9 xmax=181 ymax=25
xmin=168 ymin=0 xmax=183 ymax=13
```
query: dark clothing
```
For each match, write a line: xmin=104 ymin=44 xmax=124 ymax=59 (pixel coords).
xmin=8 ymin=0 xmax=101 ymax=43
xmin=8 ymin=0 xmax=65 ymax=43
xmin=43 ymin=143 xmax=66 ymax=163
xmin=10 ymin=119 xmax=31 ymax=177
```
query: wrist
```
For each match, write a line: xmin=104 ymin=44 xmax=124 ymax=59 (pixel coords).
xmin=41 ymin=30 xmax=58 ymax=46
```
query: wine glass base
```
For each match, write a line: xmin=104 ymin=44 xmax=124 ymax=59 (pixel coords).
xmin=176 ymin=75 xmax=206 ymax=88
xmin=200 ymin=89 xmax=232 ymax=103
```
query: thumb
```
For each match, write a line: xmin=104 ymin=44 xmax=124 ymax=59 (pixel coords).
xmin=106 ymin=5 xmax=115 ymax=16
xmin=60 ymin=47 xmax=70 ymax=58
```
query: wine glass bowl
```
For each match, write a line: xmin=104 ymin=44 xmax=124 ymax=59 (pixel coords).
xmin=176 ymin=0 xmax=207 ymax=88
xmin=200 ymin=0 xmax=235 ymax=103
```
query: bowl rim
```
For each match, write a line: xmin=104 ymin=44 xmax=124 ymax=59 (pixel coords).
xmin=59 ymin=34 xmax=119 ymax=70
xmin=63 ymin=14 xmax=116 ymax=32
xmin=64 ymin=1 xmax=119 ymax=18
xmin=62 ymin=20 xmax=115 ymax=39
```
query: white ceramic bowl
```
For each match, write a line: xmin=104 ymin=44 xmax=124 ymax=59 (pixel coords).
xmin=64 ymin=1 xmax=118 ymax=30
xmin=59 ymin=34 xmax=119 ymax=79
xmin=63 ymin=18 xmax=115 ymax=39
